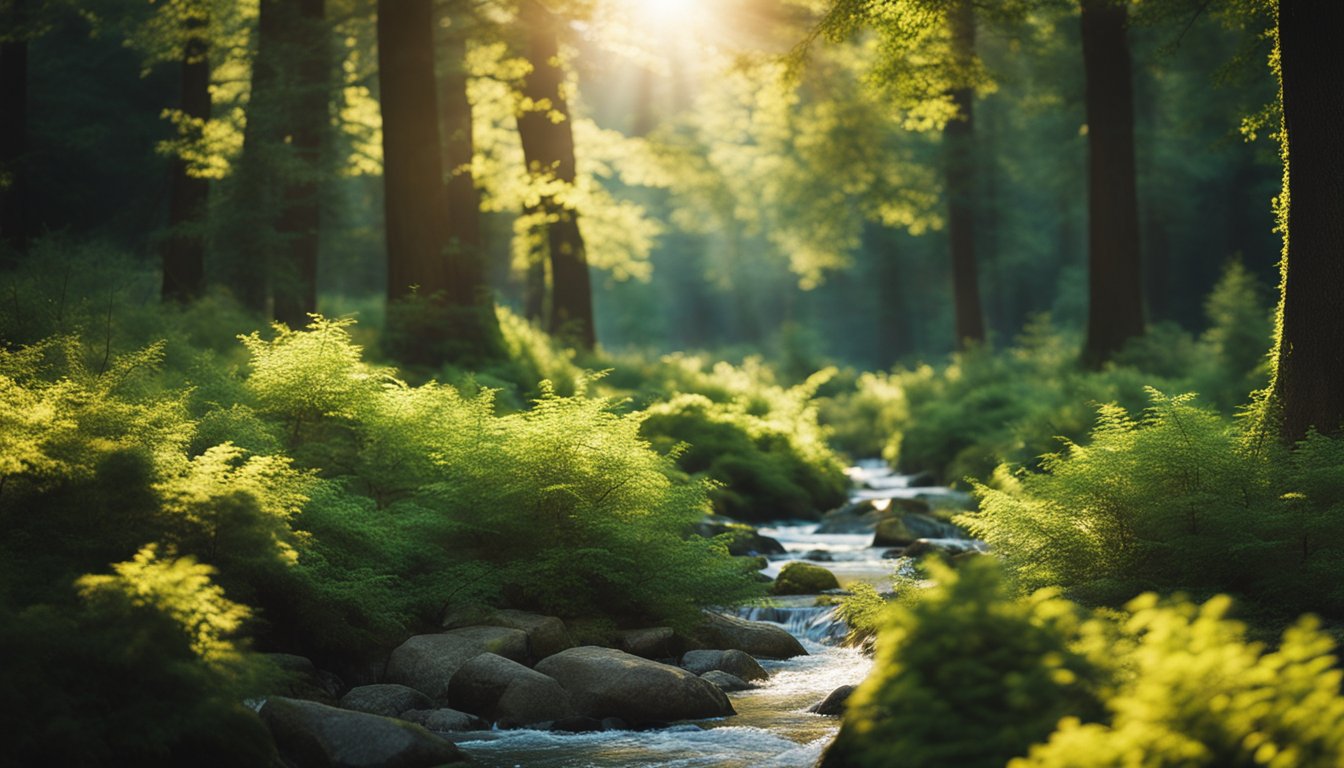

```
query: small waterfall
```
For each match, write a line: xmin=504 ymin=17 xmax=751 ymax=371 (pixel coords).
xmin=734 ymin=605 xmax=850 ymax=646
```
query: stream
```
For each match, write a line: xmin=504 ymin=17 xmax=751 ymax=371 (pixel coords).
xmin=450 ymin=462 xmax=962 ymax=768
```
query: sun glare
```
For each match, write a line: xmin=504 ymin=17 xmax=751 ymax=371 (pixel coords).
xmin=632 ymin=0 xmax=701 ymax=29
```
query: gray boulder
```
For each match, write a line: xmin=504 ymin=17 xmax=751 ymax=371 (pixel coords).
xmin=815 ymin=498 xmax=932 ymax=534
xmin=264 ymin=653 xmax=342 ymax=706
xmin=535 ymin=646 xmax=734 ymax=723
xmin=871 ymin=512 xmax=966 ymax=547
xmin=338 ymin=684 xmax=432 ymax=717
xmin=448 ymin=652 xmax=576 ymax=726
xmin=259 ymin=696 xmax=465 ymax=768
xmin=693 ymin=611 xmax=808 ymax=659
xmin=617 ymin=626 xmax=678 ymax=660
xmin=441 ymin=609 xmax=575 ymax=661
xmin=385 ymin=626 xmax=530 ymax=700
xmin=700 ymin=670 xmax=754 ymax=692
xmin=809 ymin=684 xmax=856 ymax=716
xmin=903 ymin=537 xmax=989 ymax=559
xmin=398 ymin=708 xmax=488 ymax=733
xmin=690 ymin=515 xmax=787 ymax=556
xmin=680 ymin=649 xmax=768 ymax=682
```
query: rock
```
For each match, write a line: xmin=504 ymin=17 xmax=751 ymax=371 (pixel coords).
xmin=448 ymin=652 xmax=576 ymax=726
xmin=816 ymin=499 xmax=932 ymax=534
xmin=550 ymin=716 xmax=604 ymax=733
xmin=680 ymin=649 xmax=768 ymax=682
xmin=771 ymin=562 xmax=841 ymax=596
xmin=693 ymin=611 xmax=808 ymax=659
xmin=699 ymin=670 xmax=754 ymax=692
xmin=385 ymin=626 xmax=530 ymax=700
xmin=600 ymin=717 xmax=628 ymax=731
xmin=616 ymin=627 xmax=678 ymax=660
xmin=535 ymin=646 xmax=735 ymax=722
xmin=260 ymin=696 xmax=466 ymax=768
xmin=398 ymin=708 xmax=487 ymax=733
xmin=442 ymin=609 xmax=575 ymax=661
xmin=872 ymin=512 xmax=966 ymax=547
xmin=880 ymin=548 xmax=906 ymax=559
xmin=809 ymin=684 xmax=855 ymax=716
xmin=802 ymin=550 xmax=835 ymax=562
xmin=338 ymin=684 xmax=433 ymax=717
xmin=264 ymin=653 xmax=342 ymax=705
xmin=903 ymin=538 xmax=989 ymax=559
xmin=689 ymin=515 xmax=787 ymax=556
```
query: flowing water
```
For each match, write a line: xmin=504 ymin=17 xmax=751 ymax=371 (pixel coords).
xmin=451 ymin=462 xmax=962 ymax=768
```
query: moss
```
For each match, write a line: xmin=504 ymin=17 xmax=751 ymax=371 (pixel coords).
xmin=771 ymin=562 xmax=841 ymax=595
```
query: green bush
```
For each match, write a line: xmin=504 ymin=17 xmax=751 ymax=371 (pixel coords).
xmin=962 ymin=389 xmax=1344 ymax=617
xmin=1 ymin=547 xmax=277 ymax=767
xmin=1013 ymin=594 xmax=1344 ymax=768
xmin=823 ymin=559 xmax=1109 ymax=768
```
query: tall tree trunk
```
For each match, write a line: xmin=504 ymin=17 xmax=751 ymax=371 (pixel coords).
xmin=229 ymin=0 xmax=283 ymax=313
xmin=1079 ymin=0 xmax=1144 ymax=367
xmin=272 ymin=0 xmax=327 ymax=328
xmin=379 ymin=0 xmax=446 ymax=304
xmin=945 ymin=0 xmax=985 ymax=350
xmin=162 ymin=17 xmax=211 ymax=303
xmin=0 ymin=0 xmax=28 ymax=260
xmin=436 ymin=9 xmax=503 ymax=356
xmin=515 ymin=0 xmax=595 ymax=350
xmin=1269 ymin=0 xmax=1344 ymax=442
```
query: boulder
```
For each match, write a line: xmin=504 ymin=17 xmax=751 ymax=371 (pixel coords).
xmin=903 ymin=538 xmax=989 ymax=559
xmin=771 ymin=562 xmax=841 ymax=596
xmin=700 ymin=670 xmax=754 ymax=692
xmin=338 ymin=684 xmax=432 ymax=717
xmin=448 ymin=652 xmax=576 ymax=726
xmin=693 ymin=611 xmax=807 ymax=659
xmin=871 ymin=512 xmax=966 ymax=547
xmin=617 ymin=626 xmax=679 ymax=660
xmin=264 ymin=653 xmax=342 ymax=706
xmin=815 ymin=498 xmax=932 ymax=534
xmin=550 ymin=717 xmax=604 ymax=733
xmin=809 ymin=684 xmax=855 ymax=716
xmin=398 ymin=708 xmax=487 ymax=733
xmin=535 ymin=646 xmax=735 ymax=723
xmin=680 ymin=649 xmax=768 ymax=682
xmin=441 ymin=608 xmax=574 ymax=661
xmin=260 ymin=696 xmax=466 ymax=768
xmin=385 ymin=626 xmax=530 ymax=700
xmin=689 ymin=515 xmax=787 ymax=556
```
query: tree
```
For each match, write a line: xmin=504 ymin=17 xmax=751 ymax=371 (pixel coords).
xmin=1078 ymin=0 xmax=1144 ymax=367
xmin=0 ymin=0 xmax=28 ymax=259
xmin=161 ymin=9 xmax=211 ymax=303
xmin=270 ymin=0 xmax=328 ymax=329
xmin=1268 ymin=0 xmax=1344 ymax=442
xmin=378 ymin=0 xmax=500 ymax=365
xmin=945 ymin=0 xmax=986 ymax=348
xmin=515 ymin=0 xmax=596 ymax=350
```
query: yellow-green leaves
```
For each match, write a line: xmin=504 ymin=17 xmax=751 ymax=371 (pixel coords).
xmin=77 ymin=544 xmax=250 ymax=665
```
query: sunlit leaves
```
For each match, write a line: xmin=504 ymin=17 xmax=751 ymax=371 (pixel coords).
xmin=76 ymin=544 xmax=251 ymax=665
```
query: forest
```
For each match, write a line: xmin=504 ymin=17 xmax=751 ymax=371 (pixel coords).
xmin=2 ymin=0 xmax=1343 ymax=766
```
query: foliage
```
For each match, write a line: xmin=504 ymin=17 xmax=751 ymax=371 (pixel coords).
xmin=825 ymin=559 xmax=1109 ymax=768
xmin=1013 ymin=595 xmax=1344 ymax=768
xmin=637 ymin=357 xmax=849 ymax=521
xmin=1 ymin=550 xmax=275 ymax=767
xmin=830 ymin=563 xmax=1344 ymax=768
xmin=963 ymin=389 xmax=1344 ymax=617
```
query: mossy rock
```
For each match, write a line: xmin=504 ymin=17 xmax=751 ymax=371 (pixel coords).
xmin=771 ymin=562 xmax=840 ymax=595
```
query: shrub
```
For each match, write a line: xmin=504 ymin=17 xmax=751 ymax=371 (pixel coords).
xmin=822 ymin=559 xmax=1109 ymax=768
xmin=1013 ymin=594 xmax=1344 ymax=768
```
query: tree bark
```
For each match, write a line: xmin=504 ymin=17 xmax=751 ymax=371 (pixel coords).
xmin=1270 ymin=0 xmax=1344 ymax=442
xmin=1079 ymin=0 xmax=1144 ymax=367
xmin=945 ymin=0 xmax=985 ymax=350
xmin=515 ymin=0 xmax=595 ymax=350
xmin=0 ymin=0 xmax=28 ymax=259
xmin=161 ymin=17 xmax=211 ymax=304
xmin=272 ymin=0 xmax=327 ymax=329
xmin=378 ymin=0 xmax=447 ymax=303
